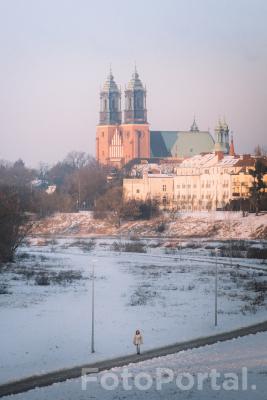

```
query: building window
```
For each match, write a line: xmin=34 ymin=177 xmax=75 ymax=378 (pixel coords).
xmin=102 ymin=131 xmax=105 ymax=137
xmin=136 ymin=189 xmax=140 ymax=193
xmin=162 ymin=185 xmax=167 ymax=192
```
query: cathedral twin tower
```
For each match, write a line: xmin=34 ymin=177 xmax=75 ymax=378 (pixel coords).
xmin=96 ymin=69 xmax=150 ymax=168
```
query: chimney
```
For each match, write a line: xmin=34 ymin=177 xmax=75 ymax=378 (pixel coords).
xmin=215 ymin=151 xmax=224 ymax=161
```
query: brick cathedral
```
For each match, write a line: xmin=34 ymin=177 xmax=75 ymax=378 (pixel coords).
xmin=96 ymin=68 xmax=150 ymax=168
xmin=96 ymin=69 xmax=231 ymax=168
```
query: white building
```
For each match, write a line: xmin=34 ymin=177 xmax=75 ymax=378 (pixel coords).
xmin=123 ymin=153 xmax=264 ymax=211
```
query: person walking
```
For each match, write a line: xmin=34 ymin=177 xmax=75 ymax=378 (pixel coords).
xmin=133 ymin=329 xmax=143 ymax=355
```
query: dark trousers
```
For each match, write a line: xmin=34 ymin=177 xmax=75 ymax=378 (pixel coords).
xmin=136 ymin=344 xmax=141 ymax=354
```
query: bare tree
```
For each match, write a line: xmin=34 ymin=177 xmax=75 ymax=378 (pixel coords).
xmin=254 ymin=145 xmax=267 ymax=157
xmin=0 ymin=187 xmax=31 ymax=263
xmin=64 ymin=151 xmax=93 ymax=170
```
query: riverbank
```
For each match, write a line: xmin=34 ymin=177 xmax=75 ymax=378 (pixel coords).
xmin=31 ymin=211 xmax=267 ymax=240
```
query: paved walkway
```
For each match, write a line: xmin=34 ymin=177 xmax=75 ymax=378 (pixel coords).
xmin=1 ymin=320 xmax=267 ymax=398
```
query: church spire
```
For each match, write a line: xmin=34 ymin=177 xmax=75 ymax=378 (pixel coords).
xmin=214 ymin=117 xmax=230 ymax=154
xmin=124 ymin=68 xmax=147 ymax=124
xmin=229 ymin=132 xmax=235 ymax=156
xmin=99 ymin=69 xmax=121 ymax=125
xmin=190 ymin=116 xmax=199 ymax=132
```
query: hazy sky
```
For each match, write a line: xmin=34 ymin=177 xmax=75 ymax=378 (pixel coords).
xmin=0 ymin=0 xmax=266 ymax=167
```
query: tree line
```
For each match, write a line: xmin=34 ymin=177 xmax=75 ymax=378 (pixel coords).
xmin=0 ymin=151 xmax=160 ymax=263
xmin=1 ymin=151 xmax=266 ymax=263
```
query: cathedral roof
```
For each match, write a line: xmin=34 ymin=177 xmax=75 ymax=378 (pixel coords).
xmin=102 ymin=70 xmax=120 ymax=93
xmin=150 ymin=130 xmax=215 ymax=158
xmin=127 ymin=68 xmax=144 ymax=91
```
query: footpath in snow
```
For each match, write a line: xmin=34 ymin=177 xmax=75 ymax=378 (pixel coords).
xmin=2 ymin=332 xmax=267 ymax=400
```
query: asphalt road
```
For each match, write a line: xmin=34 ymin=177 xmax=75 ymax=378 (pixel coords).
xmin=1 ymin=320 xmax=267 ymax=398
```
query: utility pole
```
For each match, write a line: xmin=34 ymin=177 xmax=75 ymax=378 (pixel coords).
xmin=215 ymin=248 xmax=218 ymax=327
xmin=91 ymin=261 xmax=95 ymax=353
xmin=78 ymin=176 xmax=81 ymax=210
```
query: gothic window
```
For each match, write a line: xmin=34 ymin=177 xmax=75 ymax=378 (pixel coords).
xmin=102 ymin=132 xmax=104 ymax=137
xmin=162 ymin=184 xmax=167 ymax=192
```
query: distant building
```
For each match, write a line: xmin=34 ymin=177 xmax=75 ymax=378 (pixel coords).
xmin=96 ymin=68 xmax=150 ymax=169
xmin=46 ymin=185 xmax=57 ymax=194
xmin=95 ymin=70 xmax=231 ymax=168
xmin=123 ymin=153 xmax=267 ymax=211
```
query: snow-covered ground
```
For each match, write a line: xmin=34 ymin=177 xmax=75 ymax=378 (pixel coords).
xmin=3 ymin=332 xmax=267 ymax=399
xmin=32 ymin=211 xmax=267 ymax=239
xmin=0 ymin=238 xmax=267 ymax=385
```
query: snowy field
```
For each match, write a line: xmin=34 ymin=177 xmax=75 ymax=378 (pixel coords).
xmin=0 ymin=237 xmax=267 ymax=385
xmin=3 ymin=332 xmax=267 ymax=399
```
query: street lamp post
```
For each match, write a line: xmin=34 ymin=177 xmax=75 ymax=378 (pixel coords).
xmin=91 ymin=261 xmax=95 ymax=353
xmin=215 ymin=248 xmax=218 ymax=327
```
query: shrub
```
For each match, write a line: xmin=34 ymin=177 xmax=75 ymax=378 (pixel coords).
xmin=68 ymin=239 xmax=95 ymax=252
xmin=156 ymin=222 xmax=166 ymax=233
xmin=110 ymin=241 xmax=147 ymax=253
xmin=0 ymin=284 xmax=10 ymax=294
xmin=52 ymin=270 xmax=82 ymax=284
xmin=124 ymin=242 xmax=147 ymax=253
xmin=121 ymin=199 xmax=160 ymax=221
xmin=35 ymin=273 xmax=50 ymax=286
xmin=247 ymin=247 xmax=267 ymax=259
xmin=129 ymin=286 xmax=158 ymax=306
